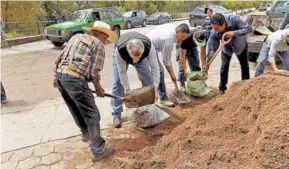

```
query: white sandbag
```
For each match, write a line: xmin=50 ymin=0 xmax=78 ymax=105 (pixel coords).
xmin=133 ymin=104 xmax=170 ymax=128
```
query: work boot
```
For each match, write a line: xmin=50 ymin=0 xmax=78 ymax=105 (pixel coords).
xmin=219 ymin=90 xmax=225 ymax=95
xmin=159 ymin=100 xmax=175 ymax=107
xmin=113 ymin=116 xmax=122 ymax=128
xmin=92 ymin=147 xmax=115 ymax=162
xmin=81 ymin=132 xmax=89 ymax=142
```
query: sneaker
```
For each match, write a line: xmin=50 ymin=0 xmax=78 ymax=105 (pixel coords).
xmin=113 ymin=116 xmax=122 ymax=128
xmin=159 ymin=100 xmax=175 ymax=107
xmin=219 ymin=90 xmax=225 ymax=95
xmin=92 ymin=147 xmax=115 ymax=162
xmin=81 ymin=133 xmax=89 ymax=142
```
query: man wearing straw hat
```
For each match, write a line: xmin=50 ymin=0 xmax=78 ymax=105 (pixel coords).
xmin=54 ymin=21 xmax=118 ymax=162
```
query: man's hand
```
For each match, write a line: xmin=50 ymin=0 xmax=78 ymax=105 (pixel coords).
xmin=223 ymin=31 xmax=234 ymax=39
xmin=154 ymin=87 xmax=159 ymax=102
xmin=94 ymin=82 xmax=105 ymax=97
xmin=184 ymin=69 xmax=189 ymax=77
xmin=276 ymin=69 xmax=287 ymax=72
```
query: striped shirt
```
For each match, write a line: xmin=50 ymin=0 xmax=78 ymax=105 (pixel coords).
xmin=146 ymin=23 xmax=176 ymax=66
xmin=56 ymin=34 xmax=105 ymax=81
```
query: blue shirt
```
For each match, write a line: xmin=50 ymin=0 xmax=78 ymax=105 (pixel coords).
xmin=210 ymin=14 xmax=252 ymax=56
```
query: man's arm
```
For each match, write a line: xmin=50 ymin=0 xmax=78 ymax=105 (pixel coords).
xmin=210 ymin=31 xmax=221 ymax=56
xmin=162 ymin=45 xmax=176 ymax=82
xmin=267 ymin=39 xmax=281 ymax=71
xmin=179 ymin=48 xmax=188 ymax=75
xmin=200 ymin=46 xmax=207 ymax=69
xmin=232 ymin=15 xmax=252 ymax=36
xmin=115 ymin=48 xmax=130 ymax=91
xmin=90 ymin=44 xmax=106 ymax=97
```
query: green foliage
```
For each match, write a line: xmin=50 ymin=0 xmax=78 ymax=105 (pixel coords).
xmin=146 ymin=2 xmax=158 ymax=15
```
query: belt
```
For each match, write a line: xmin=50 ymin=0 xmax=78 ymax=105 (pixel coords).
xmin=56 ymin=68 xmax=85 ymax=79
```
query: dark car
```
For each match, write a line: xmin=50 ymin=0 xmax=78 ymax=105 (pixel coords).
xmin=258 ymin=4 xmax=267 ymax=11
xmin=123 ymin=10 xmax=147 ymax=29
xmin=189 ymin=5 xmax=231 ymax=27
xmin=147 ymin=12 xmax=171 ymax=25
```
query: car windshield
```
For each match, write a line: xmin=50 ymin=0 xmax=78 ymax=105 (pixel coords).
xmin=123 ymin=12 xmax=132 ymax=17
xmin=68 ymin=11 xmax=88 ymax=21
xmin=212 ymin=6 xmax=229 ymax=14
xmin=151 ymin=12 xmax=160 ymax=16
xmin=272 ymin=1 xmax=289 ymax=13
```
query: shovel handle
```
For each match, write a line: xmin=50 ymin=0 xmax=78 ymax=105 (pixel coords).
xmin=174 ymin=81 xmax=180 ymax=94
xmin=91 ymin=90 xmax=124 ymax=101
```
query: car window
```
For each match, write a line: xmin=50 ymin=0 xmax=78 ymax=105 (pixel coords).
xmin=123 ymin=11 xmax=132 ymax=17
xmin=136 ymin=11 xmax=142 ymax=17
xmin=272 ymin=1 xmax=289 ymax=13
xmin=151 ymin=12 xmax=160 ymax=17
xmin=68 ymin=11 xmax=89 ymax=21
xmin=110 ymin=9 xmax=121 ymax=18
xmin=132 ymin=12 xmax=137 ymax=17
xmin=212 ymin=6 xmax=229 ymax=14
xmin=101 ymin=10 xmax=111 ymax=20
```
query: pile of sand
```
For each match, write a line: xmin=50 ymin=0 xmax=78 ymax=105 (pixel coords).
xmin=104 ymin=72 xmax=289 ymax=169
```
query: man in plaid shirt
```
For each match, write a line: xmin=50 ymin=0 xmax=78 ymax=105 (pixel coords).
xmin=54 ymin=21 xmax=118 ymax=162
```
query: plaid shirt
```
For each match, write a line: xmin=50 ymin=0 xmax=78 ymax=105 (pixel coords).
xmin=57 ymin=34 xmax=105 ymax=81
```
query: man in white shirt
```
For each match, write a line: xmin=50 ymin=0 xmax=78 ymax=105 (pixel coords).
xmin=255 ymin=29 xmax=289 ymax=76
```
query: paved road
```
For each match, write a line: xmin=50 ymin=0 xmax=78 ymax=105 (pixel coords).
xmin=1 ymin=20 xmax=189 ymax=107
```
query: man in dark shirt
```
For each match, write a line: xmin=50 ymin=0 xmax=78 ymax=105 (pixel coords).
xmin=209 ymin=13 xmax=252 ymax=95
xmin=175 ymin=23 xmax=201 ymax=90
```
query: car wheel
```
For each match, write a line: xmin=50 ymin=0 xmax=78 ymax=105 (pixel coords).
xmin=190 ymin=19 xmax=196 ymax=27
xmin=126 ymin=21 xmax=132 ymax=29
xmin=168 ymin=18 xmax=171 ymax=23
xmin=158 ymin=19 xmax=161 ymax=25
xmin=112 ymin=26 xmax=120 ymax=37
xmin=142 ymin=20 xmax=147 ymax=27
xmin=52 ymin=41 xmax=64 ymax=47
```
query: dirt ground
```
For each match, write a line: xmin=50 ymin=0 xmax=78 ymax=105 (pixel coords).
xmin=61 ymin=72 xmax=289 ymax=169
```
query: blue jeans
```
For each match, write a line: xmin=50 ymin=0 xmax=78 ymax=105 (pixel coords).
xmin=56 ymin=73 xmax=105 ymax=155
xmin=111 ymin=55 xmax=168 ymax=117
xmin=255 ymin=42 xmax=289 ymax=76
xmin=176 ymin=43 xmax=201 ymax=83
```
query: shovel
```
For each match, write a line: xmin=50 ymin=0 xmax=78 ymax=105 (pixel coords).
xmin=92 ymin=86 xmax=156 ymax=108
xmin=190 ymin=38 xmax=232 ymax=81
xmin=172 ymin=81 xmax=190 ymax=104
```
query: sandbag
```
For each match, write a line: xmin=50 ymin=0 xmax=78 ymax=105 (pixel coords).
xmin=133 ymin=104 xmax=170 ymax=129
xmin=185 ymin=71 xmax=212 ymax=97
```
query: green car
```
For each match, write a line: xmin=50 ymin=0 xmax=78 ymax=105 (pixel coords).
xmin=45 ymin=7 xmax=124 ymax=47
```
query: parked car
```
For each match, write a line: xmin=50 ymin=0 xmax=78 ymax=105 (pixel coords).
xmin=123 ymin=10 xmax=147 ymax=29
xmin=44 ymin=7 xmax=124 ymax=47
xmin=247 ymin=0 xmax=289 ymax=62
xmin=147 ymin=12 xmax=171 ymax=25
xmin=189 ymin=5 xmax=231 ymax=27
xmin=258 ymin=4 xmax=267 ymax=11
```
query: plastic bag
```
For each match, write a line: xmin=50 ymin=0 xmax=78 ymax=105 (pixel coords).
xmin=133 ymin=104 xmax=170 ymax=128
xmin=185 ymin=71 xmax=212 ymax=97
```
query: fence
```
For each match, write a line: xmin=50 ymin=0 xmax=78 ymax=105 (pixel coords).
xmin=2 ymin=21 xmax=55 ymax=39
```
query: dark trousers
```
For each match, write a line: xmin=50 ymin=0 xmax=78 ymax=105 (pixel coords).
xmin=56 ymin=73 xmax=105 ymax=154
xmin=176 ymin=44 xmax=201 ymax=83
xmin=219 ymin=44 xmax=250 ymax=91
xmin=1 ymin=82 xmax=7 ymax=101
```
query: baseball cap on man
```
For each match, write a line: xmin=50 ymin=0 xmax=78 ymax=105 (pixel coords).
xmin=193 ymin=30 xmax=206 ymax=47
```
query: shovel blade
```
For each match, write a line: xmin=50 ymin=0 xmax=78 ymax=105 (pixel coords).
xmin=124 ymin=86 xmax=155 ymax=108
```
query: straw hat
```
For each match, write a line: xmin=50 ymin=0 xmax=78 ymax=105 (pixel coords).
xmin=82 ymin=21 xmax=118 ymax=42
